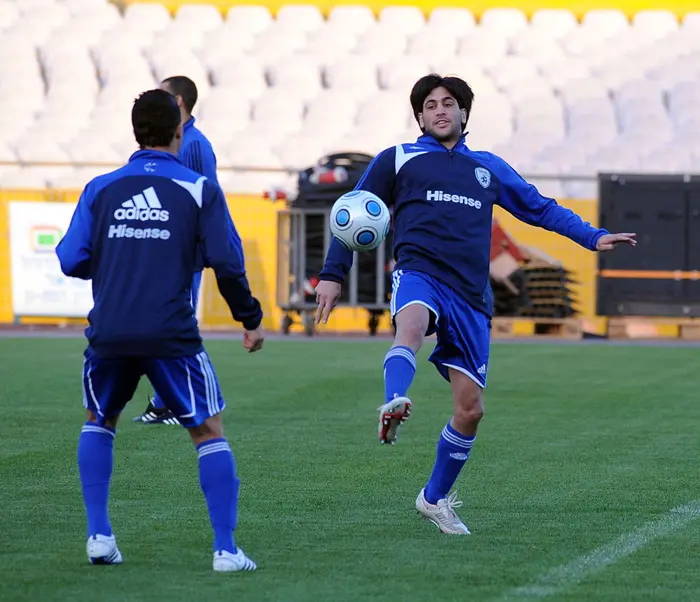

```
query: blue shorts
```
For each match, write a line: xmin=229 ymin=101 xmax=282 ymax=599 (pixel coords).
xmin=390 ymin=269 xmax=491 ymax=388
xmin=81 ymin=348 xmax=225 ymax=428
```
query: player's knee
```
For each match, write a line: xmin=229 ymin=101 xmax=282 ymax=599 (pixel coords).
xmin=453 ymin=392 xmax=484 ymax=429
xmin=395 ymin=306 xmax=430 ymax=348
xmin=187 ymin=414 xmax=224 ymax=446
xmin=85 ymin=410 xmax=118 ymax=430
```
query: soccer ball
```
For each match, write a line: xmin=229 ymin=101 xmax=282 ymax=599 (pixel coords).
xmin=329 ymin=190 xmax=391 ymax=252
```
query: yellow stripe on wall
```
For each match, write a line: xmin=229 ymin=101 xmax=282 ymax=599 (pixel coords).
xmin=121 ymin=0 xmax=698 ymax=20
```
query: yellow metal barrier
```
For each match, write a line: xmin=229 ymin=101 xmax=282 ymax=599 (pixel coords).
xmin=0 ymin=191 xmax=603 ymax=333
xmin=120 ymin=0 xmax=697 ymax=20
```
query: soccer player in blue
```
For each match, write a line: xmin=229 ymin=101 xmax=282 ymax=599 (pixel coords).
xmin=314 ymin=74 xmax=636 ymax=535
xmin=135 ymin=75 xmax=220 ymax=425
xmin=56 ymin=89 xmax=264 ymax=570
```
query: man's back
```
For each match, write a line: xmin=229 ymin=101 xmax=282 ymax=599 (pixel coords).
xmin=57 ymin=150 xmax=222 ymax=358
xmin=181 ymin=117 xmax=217 ymax=183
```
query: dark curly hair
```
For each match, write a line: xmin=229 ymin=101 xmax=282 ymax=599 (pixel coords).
xmin=410 ymin=74 xmax=475 ymax=133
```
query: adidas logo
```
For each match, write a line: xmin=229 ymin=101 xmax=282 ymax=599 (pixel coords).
xmin=449 ymin=452 xmax=469 ymax=461
xmin=477 ymin=364 xmax=487 ymax=375
xmin=113 ymin=187 xmax=169 ymax=222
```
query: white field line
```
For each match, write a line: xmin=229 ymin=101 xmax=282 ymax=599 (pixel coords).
xmin=499 ymin=500 xmax=700 ymax=601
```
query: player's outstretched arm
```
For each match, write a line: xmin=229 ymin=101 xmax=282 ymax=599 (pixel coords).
xmin=199 ymin=181 xmax=264 ymax=352
xmin=487 ymin=154 xmax=636 ymax=252
xmin=315 ymin=147 xmax=397 ymax=324
xmin=55 ymin=185 xmax=94 ymax=279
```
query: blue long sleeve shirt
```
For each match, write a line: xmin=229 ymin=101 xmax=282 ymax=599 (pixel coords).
xmin=55 ymin=149 xmax=262 ymax=358
xmin=319 ymin=133 xmax=608 ymax=318
xmin=181 ymin=116 xmax=218 ymax=274
xmin=181 ymin=116 xmax=218 ymax=184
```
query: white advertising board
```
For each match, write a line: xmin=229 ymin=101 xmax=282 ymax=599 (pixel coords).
xmin=9 ymin=201 xmax=94 ymax=317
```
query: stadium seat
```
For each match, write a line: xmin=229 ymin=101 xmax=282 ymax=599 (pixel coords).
xmin=275 ymin=134 xmax=329 ymax=169
xmin=479 ymin=8 xmax=528 ymax=38
xmin=0 ymin=2 xmax=20 ymax=30
xmin=378 ymin=6 xmax=426 ymax=36
xmin=407 ymin=27 xmax=458 ymax=64
xmin=530 ymin=8 xmax=577 ymax=37
xmin=275 ymin=4 xmax=324 ymax=33
xmin=378 ymin=56 xmax=432 ymax=91
xmin=324 ymin=56 xmax=380 ymax=92
xmin=210 ymin=59 xmax=267 ymax=98
xmin=123 ymin=2 xmax=171 ymax=32
xmin=225 ymin=5 xmax=273 ymax=34
xmin=267 ymin=55 xmax=323 ymax=99
xmin=326 ymin=5 xmax=375 ymax=35
xmin=175 ymin=3 xmax=223 ymax=31
xmin=302 ymin=29 xmax=358 ymax=64
xmin=458 ymin=30 xmax=509 ymax=70
xmin=355 ymin=27 xmax=408 ymax=63
xmin=427 ymin=8 xmax=476 ymax=36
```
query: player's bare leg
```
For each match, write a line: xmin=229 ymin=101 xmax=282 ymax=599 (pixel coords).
xmin=378 ymin=304 xmax=430 ymax=444
xmin=81 ymin=411 xmax=124 ymax=564
xmin=188 ymin=415 xmax=256 ymax=572
xmin=417 ymin=369 xmax=483 ymax=534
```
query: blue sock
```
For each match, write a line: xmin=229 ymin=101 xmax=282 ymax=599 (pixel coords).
xmin=197 ymin=438 xmax=239 ymax=554
xmin=151 ymin=394 xmax=166 ymax=410
xmin=424 ymin=422 xmax=475 ymax=505
xmin=78 ymin=422 xmax=115 ymax=537
xmin=383 ymin=345 xmax=416 ymax=403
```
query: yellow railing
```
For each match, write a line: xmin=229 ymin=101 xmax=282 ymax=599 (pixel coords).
xmin=116 ymin=0 xmax=700 ymax=20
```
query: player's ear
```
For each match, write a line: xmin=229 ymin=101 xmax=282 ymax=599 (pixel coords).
xmin=461 ymin=108 xmax=467 ymax=124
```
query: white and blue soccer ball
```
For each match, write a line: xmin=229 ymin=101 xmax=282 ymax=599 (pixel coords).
xmin=329 ymin=190 xmax=391 ymax=252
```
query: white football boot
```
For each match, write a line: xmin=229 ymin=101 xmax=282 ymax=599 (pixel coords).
xmin=377 ymin=396 xmax=412 ymax=445
xmin=416 ymin=489 xmax=471 ymax=535
xmin=213 ymin=549 xmax=257 ymax=572
xmin=86 ymin=534 xmax=123 ymax=564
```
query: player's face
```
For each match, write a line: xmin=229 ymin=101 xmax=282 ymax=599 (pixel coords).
xmin=419 ymin=87 xmax=465 ymax=144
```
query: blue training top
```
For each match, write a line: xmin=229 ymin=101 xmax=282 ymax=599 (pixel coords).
xmin=320 ymin=133 xmax=608 ymax=317
xmin=56 ymin=149 xmax=262 ymax=358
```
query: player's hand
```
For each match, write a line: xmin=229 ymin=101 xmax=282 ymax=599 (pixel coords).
xmin=596 ymin=233 xmax=637 ymax=251
xmin=243 ymin=326 xmax=264 ymax=353
xmin=315 ymin=280 xmax=342 ymax=324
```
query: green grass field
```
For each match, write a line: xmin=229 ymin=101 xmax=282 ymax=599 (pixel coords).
xmin=1 ymin=337 xmax=699 ymax=602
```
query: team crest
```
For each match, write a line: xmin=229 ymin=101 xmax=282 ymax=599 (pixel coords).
xmin=475 ymin=167 xmax=491 ymax=189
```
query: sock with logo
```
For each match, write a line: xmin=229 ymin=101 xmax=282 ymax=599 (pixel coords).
xmin=424 ymin=422 xmax=475 ymax=504
xmin=383 ymin=345 xmax=416 ymax=404
xmin=78 ymin=423 xmax=115 ymax=537
xmin=197 ymin=438 xmax=239 ymax=554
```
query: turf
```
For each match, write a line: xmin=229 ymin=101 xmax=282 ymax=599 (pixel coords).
xmin=0 ymin=337 xmax=699 ymax=602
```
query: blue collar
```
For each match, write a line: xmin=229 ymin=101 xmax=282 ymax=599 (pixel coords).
xmin=183 ymin=116 xmax=195 ymax=132
xmin=417 ymin=133 xmax=469 ymax=150
xmin=128 ymin=149 xmax=183 ymax=163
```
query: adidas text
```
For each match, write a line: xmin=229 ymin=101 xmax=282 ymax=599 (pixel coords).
xmin=426 ymin=190 xmax=482 ymax=209
xmin=113 ymin=207 xmax=169 ymax=222
xmin=108 ymin=225 xmax=171 ymax=240
xmin=115 ymin=187 xmax=169 ymax=222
